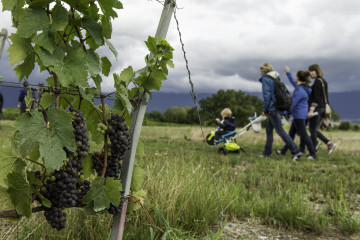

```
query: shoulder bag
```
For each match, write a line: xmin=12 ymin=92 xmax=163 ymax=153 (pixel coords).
xmin=319 ymin=78 xmax=331 ymax=118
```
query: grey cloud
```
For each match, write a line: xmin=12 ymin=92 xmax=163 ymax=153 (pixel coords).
xmin=1 ymin=0 xmax=359 ymax=96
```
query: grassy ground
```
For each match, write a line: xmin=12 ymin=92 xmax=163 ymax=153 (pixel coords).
xmin=1 ymin=121 xmax=360 ymax=239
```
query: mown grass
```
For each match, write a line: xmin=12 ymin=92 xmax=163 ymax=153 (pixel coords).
xmin=1 ymin=121 xmax=360 ymax=239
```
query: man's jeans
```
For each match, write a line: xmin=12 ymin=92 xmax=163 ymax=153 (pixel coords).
xmin=263 ymin=110 xmax=300 ymax=156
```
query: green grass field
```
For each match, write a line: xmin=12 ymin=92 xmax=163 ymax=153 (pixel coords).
xmin=1 ymin=120 xmax=360 ymax=239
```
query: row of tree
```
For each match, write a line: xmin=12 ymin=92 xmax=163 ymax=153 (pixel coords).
xmin=145 ymin=89 xmax=264 ymax=126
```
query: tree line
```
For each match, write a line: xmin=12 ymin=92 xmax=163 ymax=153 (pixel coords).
xmin=145 ymin=89 xmax=264 ymax=126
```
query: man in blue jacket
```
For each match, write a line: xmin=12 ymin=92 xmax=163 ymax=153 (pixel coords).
xmin=259 ymin=63 xmax=302 ymax=161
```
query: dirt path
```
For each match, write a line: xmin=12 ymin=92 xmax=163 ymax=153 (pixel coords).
xmin=221 ymin=220 xmax=360 ymax=240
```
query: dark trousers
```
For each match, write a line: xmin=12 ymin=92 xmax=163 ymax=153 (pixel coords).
xmin=214 ymin=130 xmax=227 ymax=141
xmin=281 ymin=119 xmax=316 ymax=157
xmin=263 ymin=110 xmax=300 ymax=156
xmin=299 ymin=108 xmax=329 ymax=151
xmin=309 ymin=108 xmax=329 ymax=147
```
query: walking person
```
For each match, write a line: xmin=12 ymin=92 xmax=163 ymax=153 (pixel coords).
xmin=277 ymin=66 xmax=316 ymax=159
xmin=0 ymin=91 xmax=3 ymax=129
xmin=307 ymin=64 xmax=336 ymax=155
xmin=258 ymin=63 xmax=302 ymax=161
xmin=0 ymin=91 xmax=3 ymax=115
xmin=33 ymin=82 xmax=44 ymax=111
xmin=18 ymin=81 xmax=29 ymax=114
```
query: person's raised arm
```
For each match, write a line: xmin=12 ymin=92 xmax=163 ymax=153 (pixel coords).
xmin=284 ymin=66 xmax=297 ymax=88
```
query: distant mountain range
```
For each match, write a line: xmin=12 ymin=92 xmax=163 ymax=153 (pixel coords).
xmin=1 ymin=86 xmax=359 ymax=121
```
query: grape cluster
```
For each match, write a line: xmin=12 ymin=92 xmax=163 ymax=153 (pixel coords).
xmin=40 ymin=168 xmax=90 ymax=230
xmin=44 ymin=207 xmax=67 ymax=230
xmin=70 ymin=106 xmax=89 ymax=159
xmin=97 ymin=122 xmax=107 ymax=135
xmin=38 ymin=106 xmax=91 ymax=230
xmin=108 ymin=195 xmax=125 ymax=215
xmin=91 ymin=113 xmax=130 ymax=215
xmin=92 ymin=113 xmax=130 ymax=179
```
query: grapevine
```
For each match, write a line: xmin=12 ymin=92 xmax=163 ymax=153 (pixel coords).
xmin=0 ymin=0 xmax=174 ymax=232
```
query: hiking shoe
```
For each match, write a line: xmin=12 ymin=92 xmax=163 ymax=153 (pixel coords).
xmin=258 ymin=154 xmax=270 ymax=158
xmin=327 ymin=142 xmax=337 ymax=155
xmin=315 ymin=142 xmax=322 ymax=151
xmin=275 ymin=150 xmax=285 ymax=156
xmin=292 ymin=152 xmax=302 ymax=162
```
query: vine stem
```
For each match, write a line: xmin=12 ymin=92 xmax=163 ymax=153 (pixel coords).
xmin=100 ymin=92 xmax=108 ymax=177
xmin=0 ymin=207 xmax=44 ymax=219
xmin=52 ymin=73 xmax=60 ymax=108
xmin=25 ymin=158 xmax=47 ymax=170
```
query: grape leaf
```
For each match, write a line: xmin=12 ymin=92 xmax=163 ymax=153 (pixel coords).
xmin=7 ymin=34 xmax=33 ymax=66
xmin=27 ymin=171 xmax=51 ymax=208
xmin=52 ymin=47 xmax=89 ymax=88
xmin=117 ymin=92 xmax=132 ymax=114
xmin=32 ymin=30 xmax=56 ymax=53
xmin=39 ymin=92 xmax=56 ymax=109
xmin=17 ymin=8 xmax=50 ymax=38
xmin=24 ymin=88 xmax=34 ymax=110
xmin=0 ymin=148 xmax=26 ymax=187
xmin=15 ymin=109 xmax=76 ymax=170
xmin=40 ymin=108 xmax=77 ymax=169
xmin=27 ymin=142 xmax=41 ymax=162
xmin=141 ymin=76 xmax=162 ymax=92
xmin=28 ymin=0 xmax=53 ymax=8
xmin=85 ymin=32 xmax=100 ymax=50
xmin=81 ymin=155 xmax=96 ymax=179
xmin=14 ymin=52 xmax=35 ymax=80
xmin=92 ymin=75 xmax=102 ymax=91
xmin=50 ymin=4 xmax=69 ymax=32
xmin=145 ymin=36 xmax=157 ymax=55
xmin=101 ymin=56 xmax=111 ymax=77
xmin=7 ymin=172 xmax=32 ymax=218
xmin=82 ymin=177 xmax=122 ymax=212
xmin=101 ymin=15 xmax=112 ymax=39
xmin=82 ymin=18 xmax=104 ymax=46
xmin=79 ymin=88 xmax=99 ymax=106
xmin=81 ymin=100 xmax=103 ymax=144
xmin=128 ymin=189 xmax=146 ymax=212
xmin=36 ymin=47 xmax=65 ymax=68
xmin=87 ymin=2 xmax=100 ymax=21
xmin=104 ymin=38 xmax=118 ymax=59
xmin=2 ymin=0 xmax=20 ymax=11
xmin=136 ymin=139 xmax=144 ymax=157
xmin=97 ymin=0 xmax=123 ymax=19
xmin=114 ymin=66 xmax=134 ymax=91
xmin=0 ymin=186 xmax=15 ymax=210
xmin=86 ymin=50 xmax=101 ymax=77
xmin=131 ymin=166 xmax=146 ymax=191
xmin=150 ymin=66 xmax=167 ymax=81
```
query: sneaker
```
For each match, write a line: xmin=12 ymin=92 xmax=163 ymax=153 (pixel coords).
xmin=292 ymin=152 xmax=302 ymax=162
xmin=258 ymin=154 xmax=270 ymax=158
xmin=327 ymin=142 xmax=337 ymax=155
xmin=307 ymin=155 xmax=315 ymax=160
xmin=315 ymin=142 xmax=322 ymax=151
xmin=275 ymin=150 xmax=285 ymax=156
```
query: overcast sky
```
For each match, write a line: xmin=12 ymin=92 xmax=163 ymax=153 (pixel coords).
xmin=1 ymin=0 xmax=360 ymax=94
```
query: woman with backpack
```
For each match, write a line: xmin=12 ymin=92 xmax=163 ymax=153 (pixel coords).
xmin=307 ymin=64 xmax=336 ymax=155
xmin=277 ymin=66 xmax=316 ymax=159
xmin=258 ymin=63 xmax=302 ymax=161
